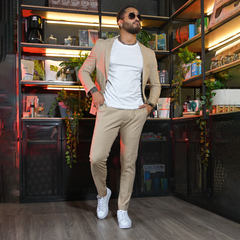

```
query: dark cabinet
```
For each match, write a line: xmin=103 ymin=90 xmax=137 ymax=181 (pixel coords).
xmin=137 ymin=119 xmax=172 ymax=196
xmin=172 ymin=118 xmax=207 ymax=206
xmin=210 ymin=112 xmax=240 ymax=222
xmin=20 ymin=119 xmax=173 ymax=202
xmin=21 ymin=120 xmax=63 ymax=202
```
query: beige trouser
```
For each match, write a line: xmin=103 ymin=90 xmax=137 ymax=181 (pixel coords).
xmin=90 ymin=103 xmax=148 ymax=210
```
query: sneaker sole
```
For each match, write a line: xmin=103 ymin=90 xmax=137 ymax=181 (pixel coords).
xmin=119 ymin=222 xmax=132 ymax=229
xmin=97 ymin=189 xmax=111 ymax=219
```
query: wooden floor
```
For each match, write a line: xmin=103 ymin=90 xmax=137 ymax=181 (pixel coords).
xmin=0 ymin=196 xmax=239 ymax=240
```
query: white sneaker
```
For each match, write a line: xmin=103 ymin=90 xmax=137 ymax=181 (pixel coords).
xmin=96 ymin=187 xmax=111 ymax=219
xmin=117 ymin=210 xmax=132 ymax=229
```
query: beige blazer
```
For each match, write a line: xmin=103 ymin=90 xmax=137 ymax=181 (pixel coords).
xmin=78 ymin=36 xmax=161 ymax=115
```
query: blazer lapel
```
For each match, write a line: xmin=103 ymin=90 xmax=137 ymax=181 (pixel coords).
xmin=139 ymin=42 xmax=148 ymax=84
xmin=105 ymin=36 xmax=118 ymax=79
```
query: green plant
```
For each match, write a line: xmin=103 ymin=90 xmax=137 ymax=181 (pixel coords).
xmin=171 ymin=47 xmax=197 ymax=106
xmin=56 ymin=51 xmax=90 ymax=78
xmin=48 ymin=101 xmax=57 ymax=117
xmin=137 ymin=29 xmax=155 ymax=48
xmin=56 ymin=88 xmax=83 ymax=167
xmin=196 ymin=71 xmax=231 ymax=168
xmin=49 ymin=51 xmax=96 ymax=167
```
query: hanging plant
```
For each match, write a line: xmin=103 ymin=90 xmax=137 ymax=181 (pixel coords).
xmin=196 ymin=71 xmax=231 ymax=167
xmin=48 ymin=51 xmax=96 ymax=167
xmin=171 ymin=47 xmax=196 ymax=106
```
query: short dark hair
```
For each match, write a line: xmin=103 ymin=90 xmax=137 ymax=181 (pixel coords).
xmin=116 ymin=5 xmax=137 ymax=22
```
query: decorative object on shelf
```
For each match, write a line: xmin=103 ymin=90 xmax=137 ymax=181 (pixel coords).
xmin=88 ymin=29 xmax=98 ymax=47
xmin=33 ymin=60 xmax=45 ymax=80
xmin=48 ymin=0 xmax=98 ymax=11
xmin=57 ymin=51 xmax=95 ymax=82
xmin=21 ymin=60 xmax=34 ymax=80
xmin=196 ymin=71 xmax=231 ymax=168
xmin=26 ymin=15 xmax=44 ymax=43
xmin=211 ymin=89 xmax=240 ymax=113
xmin=101 ymin=31 xmax=118 ymax=40
xmin=175 ymin=25 xmax=189 ymax=44
xmin=157 ymin=33 xmax=166 ymax=50
xmin=188 ymin=24 xmax=197 ymax=39
xmin=64 ymin=35 xmax=72 ymax=46
xmin=136 ymin=29 xmax=155 ymax=48
xmin=208 ymin=0 xmax=240 ymax=29
xmin=79 ymin=30 xmax=88 ymax=46
xmin=45 ymin=60 xmax=66 ymax=81
xmin=46 ymin=34 xmax=57 ymax=44
xmin=159 ymin=70 xmax=169 ymax=84
xmin=171 ymin=47 xmax=196 ymax=106
xmin=71 ymin=36 xmax=79 ymax=46
xmin=157 ymin=98 xmax=170 ymax=118
xmin=196 ymin=17 xmax=209 ymax=34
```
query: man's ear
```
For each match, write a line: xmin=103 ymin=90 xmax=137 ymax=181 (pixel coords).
xmin=117 ymin=19 xmax=123 ymax=28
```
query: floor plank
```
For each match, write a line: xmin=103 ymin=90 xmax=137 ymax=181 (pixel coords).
xmin=0 ymin=196 xmax=239 ymax=240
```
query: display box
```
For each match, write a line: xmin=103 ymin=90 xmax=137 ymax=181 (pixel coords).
xmin=88 ymin=29 xmax=98 ymax=47
xmin=143 ymin=164 xmax=165 ymax=191
xmin=49 ymin=0 xmax=98 ymax=11
xmin=157 ymin=33 xmax=166 ymax=50
xmin=45 ymin=60 xmax=65 ymax=81
xmin=157 ymin=98 xmax=170 ymax=118
xmin=79 ymin=30 xmax=88 ymax=46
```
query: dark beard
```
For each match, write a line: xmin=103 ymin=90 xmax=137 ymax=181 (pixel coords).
xmin=122 ymin=21 xmax=141 ymax=34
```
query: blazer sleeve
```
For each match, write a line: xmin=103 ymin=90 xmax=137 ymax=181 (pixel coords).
xmin=78 ymin=40 xmax=99 ymax=95
xmin=147 ymin=50 xmax=161 ymax=106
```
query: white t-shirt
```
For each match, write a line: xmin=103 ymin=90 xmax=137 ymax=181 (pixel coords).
xmin=104 ymin=38 xmax=144 ymax=109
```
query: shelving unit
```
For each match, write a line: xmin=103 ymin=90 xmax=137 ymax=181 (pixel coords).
xmin=18 ymin=0 xmax=172 ymax=202
xmin=171 ymin=0 xmax=240 ymax=99
xmin=171 ymin=0 xmax=215 ymax=20
xmin=172 ymin=9 xmax=240 ymax=53
xmin=19 ymin=4 xmax=171 ymax=94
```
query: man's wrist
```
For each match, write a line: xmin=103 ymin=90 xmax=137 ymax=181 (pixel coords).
xmin=147 ymin=102 xmax=154 ymax=108
xmin=89 ymin=87 xmax=99 ymax=95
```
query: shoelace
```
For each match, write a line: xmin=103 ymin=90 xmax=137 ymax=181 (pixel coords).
xmin=118 ymin=211 xmax=129 ymax=221
xmin=97 ymin=195 xmax=105 ymax=211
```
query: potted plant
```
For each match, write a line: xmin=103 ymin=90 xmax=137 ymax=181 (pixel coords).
xmin=171 ymin=47 xmax=196 ymax=106
xmin=49 ymin=51 xmax=95 ymax=168
xmin=196 ymin=71 xmax=230 ymax=168
xmin=137 ymin=29 xmax=156 ymax=48
xmin=56 ymin=51 xmax=90 ymax=81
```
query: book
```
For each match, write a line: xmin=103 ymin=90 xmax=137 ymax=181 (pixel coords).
xmin=88 ymin=29 xmax=98 ymax=47
xmin=148 ymin=33 xmax=157 ymax=50
xmin=157 ymin=33 xmax=166 ymax=50
xmin=79 ymin=30 xmax=88 ymax=47
xmin=189 ymin=24 xmax=197 ymax=39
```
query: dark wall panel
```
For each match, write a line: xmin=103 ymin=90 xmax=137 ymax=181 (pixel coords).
xmin=0 ymin=0 xmax=17 ymax=203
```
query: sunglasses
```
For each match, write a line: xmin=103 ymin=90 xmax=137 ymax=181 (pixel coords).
xmin=122 ymin=12 xmax=143 ymax=21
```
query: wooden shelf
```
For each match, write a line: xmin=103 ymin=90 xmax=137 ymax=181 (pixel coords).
xmin=155 ymin=50 xmax=170 ymax=59
xmin=21 ymin=5 xmax=169 ymax=28
xmin=171 ymin=0 xmax=215 ymax=20
xmin=172 ymin=9 xmax=240 ymax=53
xmin=21 ymin=80 xmax=83 ymax=87
xmin=141 ymin=139 xmax=168 ymax=142
xmin=182 ymin=75 xmax=203 ymax=87
xmin=21 ymin=42 xmax=92 ymax=54
xmin=21 ymin=42 xmax=170 ymax=58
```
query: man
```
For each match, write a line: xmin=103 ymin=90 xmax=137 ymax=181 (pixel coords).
xmin=79 ymin=5 xmax=161 ymax=229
